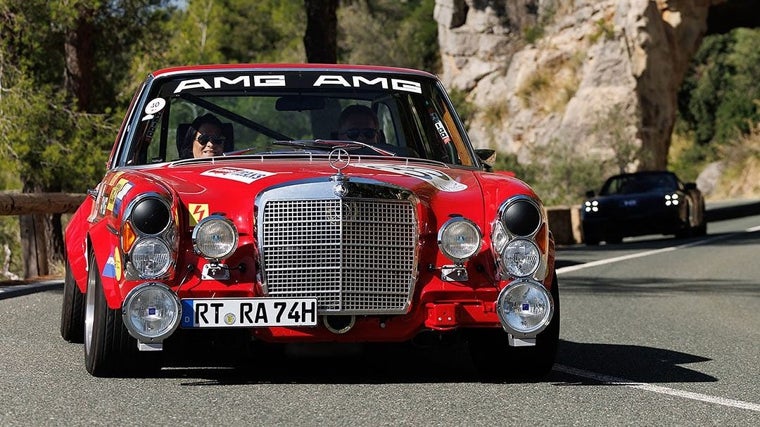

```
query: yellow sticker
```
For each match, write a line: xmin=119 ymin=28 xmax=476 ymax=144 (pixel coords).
xmin=107 ymin=178 xmax=130 ymax=214
xmin=188 ymin=203 xmax=209 ymax=226
xmin=113 ymin=246 xmax=122 ymax=281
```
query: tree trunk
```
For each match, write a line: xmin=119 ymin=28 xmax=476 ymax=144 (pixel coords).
xmin=303 ymin=0 xmax=338 ymax=64
xmin=64 ymin=8 xmax=96 ymax=112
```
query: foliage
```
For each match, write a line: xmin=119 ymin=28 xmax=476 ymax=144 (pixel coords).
xmin=677 ymin=28 xmax=760 ymax=148
xmin=338 ymin=0 xmax=439 ymax=72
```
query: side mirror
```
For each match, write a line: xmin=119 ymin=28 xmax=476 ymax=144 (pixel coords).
xmin=684 ymin=182 xmax=697 ymax=190
xmin=474 ymin=148 xmax=495 ymax=172
xmin=585 ymin=190 xmax=596 ymax=198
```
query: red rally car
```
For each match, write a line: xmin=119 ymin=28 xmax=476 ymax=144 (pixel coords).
xmin=60 ymin=64 xmax=560 ymax=378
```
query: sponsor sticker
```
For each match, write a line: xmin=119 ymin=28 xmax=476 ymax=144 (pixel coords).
xmin=102 ymin=250 xmax=117 ymax=279
xmin=200 ymin=167 xmax=274 ymax=184
xmin=188 ymin=203 xmax=209 ymax=226
xmin=106 ymin=179 xmax=132 ymax=215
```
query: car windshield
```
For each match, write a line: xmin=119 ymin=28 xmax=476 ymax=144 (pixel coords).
xmin=118 ymin=69 xmax=477 ymax=167
xmin=600 ymin=173 xmax=677 ymax=195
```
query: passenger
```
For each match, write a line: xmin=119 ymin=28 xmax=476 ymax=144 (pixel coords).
xmin=180 ymin=113 xmax=226 ymax=158
xmin=336 ymin=105 xmax=383 ymax=145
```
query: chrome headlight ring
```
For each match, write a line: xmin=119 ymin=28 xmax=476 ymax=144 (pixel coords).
xmin=192 ymin=214 xmax=238 ymax=261
xmin=437 ymin=217 xmax=482 ymax=264
xmin=496 ymin=279 xmax=554 ymax=337
xmin=122 ymin=283 xmax=181 ymax=343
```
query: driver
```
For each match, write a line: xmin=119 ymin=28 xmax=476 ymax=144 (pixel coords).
xmin=337 ymin=105 xmax=383 ymax=145
xmin=180 ymin=113 xmax=226 ymax=158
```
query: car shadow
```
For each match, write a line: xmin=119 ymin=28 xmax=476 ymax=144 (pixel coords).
xmin=553 ymin=340 xmax=716 ymax=384
xmin=157 ymin=338 xmax=716 ymax=387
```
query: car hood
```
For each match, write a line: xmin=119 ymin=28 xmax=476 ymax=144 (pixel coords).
xmin=122 ymin=157 xmax=518 ymax=230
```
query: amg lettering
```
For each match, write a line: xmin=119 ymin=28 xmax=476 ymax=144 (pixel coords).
xmin=313 ymin=75 xmax=422 ymax=94
xmin=174 ymin=75 xmax=285 ymax=93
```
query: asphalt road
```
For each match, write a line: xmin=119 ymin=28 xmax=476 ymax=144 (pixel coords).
xmin=1 ymin=214 xmax=758 ymax=425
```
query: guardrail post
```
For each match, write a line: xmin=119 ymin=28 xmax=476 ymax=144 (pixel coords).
xmin=19 ymin=214 xmax=50 ymax=278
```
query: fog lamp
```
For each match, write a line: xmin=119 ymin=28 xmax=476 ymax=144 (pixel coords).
xmin=122 ymin=283 xmax=180 ymax=342
xmin=496 ymin=280 xmax=553 ymax=336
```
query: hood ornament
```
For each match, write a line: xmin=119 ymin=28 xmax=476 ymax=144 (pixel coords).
xmin=329 ymin=148 xmax=350 ymax=173
xmin=329 ymin=148 xmax=350 ymax=198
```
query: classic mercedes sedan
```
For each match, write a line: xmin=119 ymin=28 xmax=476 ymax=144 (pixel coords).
xmin=60 ymin=63 xmax=560 ymax=378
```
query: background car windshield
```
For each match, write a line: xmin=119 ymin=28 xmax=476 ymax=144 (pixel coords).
xmin=123 ymin=71 xmax=476 ymax=167
xmin=601 ymin=173 xmax=677 ymax=195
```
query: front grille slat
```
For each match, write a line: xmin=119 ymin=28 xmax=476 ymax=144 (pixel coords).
xmin=261 ymin=197 xmax=417 ymax=314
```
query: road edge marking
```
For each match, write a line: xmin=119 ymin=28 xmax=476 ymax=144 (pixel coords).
xmin=554 ymin=364 xmax=760 ymax=412
xmin=557 ymin=231 xmax=752 ymax=276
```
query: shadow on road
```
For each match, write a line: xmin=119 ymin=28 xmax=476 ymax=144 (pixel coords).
xmin=148 ymin=337 xmax=716 ymax=387
xmin=554 ymin=340 xmax=716 ymax=384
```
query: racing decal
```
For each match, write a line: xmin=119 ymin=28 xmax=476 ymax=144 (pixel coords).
xmin=143 ymin=98 xmax=166 ymax=120
xmin=430 ymin=112 xmax=452 ymax=144
xmin=106 ymin=179 xmax=132 ymax=216
xmin=355 ymin=164 xmax=468 ymax=192
xmin=174 ymin=75 xmax=285 ymax=94
xmin=188 ymin=203 xmax=209 ymax=226
xmin=200 ymin=167 xmax=274 ymax=184
xmin=111 ymin=180 xmax=134 ymax=217
xmin=102 ymin=249 xmax=117 ymax=279
xmin=313 ymin=75 xmax=422 ymax=94
xmin=172 ymin=74 xmax=422 ymax=95
xmin=113 ymin=247 xmax=122 ymax=281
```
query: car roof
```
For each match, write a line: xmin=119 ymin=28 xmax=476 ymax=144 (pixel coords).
xmin=607 ymin=171 xmax=676 ymax=180
xmin=150 ymin=63 xmax=438 ymax=79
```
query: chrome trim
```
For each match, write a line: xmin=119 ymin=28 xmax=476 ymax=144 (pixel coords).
xmin=497 ymin=195 xmax=543 ymax=238
xmin=256 ymin=178 xmax=419 ymax=315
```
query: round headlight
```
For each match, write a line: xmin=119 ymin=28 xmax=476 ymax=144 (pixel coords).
xmin=193 ymin=215 xmax=238 ymax=260
xmin=438 ymin=217 xmax=482 ymax=262
xmin=496 ymin=280 xmax=553 ymax=336
xmin=122 ymin=283 xmax=181 ymax=342
xmin=501 ymin=238 xmax=540 ymax=277
xmin=130 ymin=237 xmax=172 ymax=278
xmin=129 ymin=196 xmax=171 ymax=235
xmin=501 ymin=198 xmax=541 ymax=236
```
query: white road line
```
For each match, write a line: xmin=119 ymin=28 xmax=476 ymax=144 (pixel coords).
xmin=554 ymin=364 xmax=760 ymax=412
xmin=556 ymin=230 xmax=755 ymax=276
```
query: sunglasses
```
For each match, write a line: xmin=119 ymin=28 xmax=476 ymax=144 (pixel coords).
xmin=195 ymin=133 xmax=226 ymax=145
xmin=340 ymin=128 xmax=378 ymax=140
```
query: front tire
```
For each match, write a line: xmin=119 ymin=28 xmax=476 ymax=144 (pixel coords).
xmin=60 ymin=259 xmax=85 ymax=343
xmin=84 ymin=250 xmax=158 ymax=377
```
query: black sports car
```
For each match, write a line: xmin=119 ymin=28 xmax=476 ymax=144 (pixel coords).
xmin=581 ymin=171 xmax=706 ymax=245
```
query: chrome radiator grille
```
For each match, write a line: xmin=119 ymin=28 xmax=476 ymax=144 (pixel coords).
xmin=261 ymin=198 xmax=417 ymax=314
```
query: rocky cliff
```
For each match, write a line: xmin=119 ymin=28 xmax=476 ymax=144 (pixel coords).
xmin=433 ymin=0 xmax=748 ymax=172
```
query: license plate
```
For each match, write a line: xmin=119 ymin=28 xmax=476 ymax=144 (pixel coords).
xmin=180 ymin=298 xmax=318 ymax=328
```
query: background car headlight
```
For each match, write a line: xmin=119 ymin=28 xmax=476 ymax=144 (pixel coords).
xmin=438 ymin=217 xmax=482 ymax=263
xmin=130 ymin=237 xmax=172 ymax=278
xmin=497 ymin=280 xmax=553 ymax=336
xmin=502 ymin=238 xmax=540 ymax=277
xmin=193 ymin=215 xmax=238 ymax=260
xmin=122 ymin=283 xmax=181 ymax=342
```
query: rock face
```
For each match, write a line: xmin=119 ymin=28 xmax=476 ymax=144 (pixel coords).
xmin=434 ymin=0 xmax=725 ymax=171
